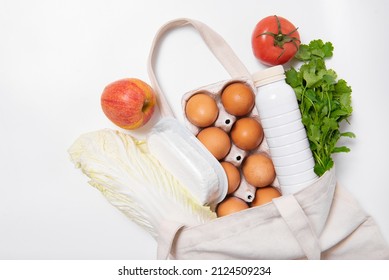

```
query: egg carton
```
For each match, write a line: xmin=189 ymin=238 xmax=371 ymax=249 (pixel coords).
xmin=181 ymin=77 xmax=280 ymax=203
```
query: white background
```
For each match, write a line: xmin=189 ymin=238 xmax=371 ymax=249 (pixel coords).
xmin=1 ymin=0 xmax=388 ymax=259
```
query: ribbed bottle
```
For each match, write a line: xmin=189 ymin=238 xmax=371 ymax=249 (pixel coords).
xmin=253 ymin=65 xmax=318 ymax=194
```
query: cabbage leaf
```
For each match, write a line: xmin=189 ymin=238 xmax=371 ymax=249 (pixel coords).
xmin=68 ymin=129 xmax=216 ymax=239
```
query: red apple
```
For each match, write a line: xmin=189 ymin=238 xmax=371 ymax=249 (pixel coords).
xmin=101 ymin=78 xmax=157 ymax=130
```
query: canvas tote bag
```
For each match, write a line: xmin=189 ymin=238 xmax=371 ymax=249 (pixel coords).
xmin=147 ymin=18 xmax=389 ymax=260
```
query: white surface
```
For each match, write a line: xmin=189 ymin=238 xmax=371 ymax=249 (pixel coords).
xmin=1 ymin=0 xmax=388 ymax=259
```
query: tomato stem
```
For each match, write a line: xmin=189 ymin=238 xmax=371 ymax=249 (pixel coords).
xmin=256 ymin=15 xmax=300 ymax=52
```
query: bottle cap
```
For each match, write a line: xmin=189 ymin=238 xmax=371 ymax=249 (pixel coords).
xmin=252 ymin=65 xmax=286 ymax=87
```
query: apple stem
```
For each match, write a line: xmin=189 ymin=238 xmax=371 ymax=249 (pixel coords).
xmin=142 ymin=100 xmax=150 ymax=111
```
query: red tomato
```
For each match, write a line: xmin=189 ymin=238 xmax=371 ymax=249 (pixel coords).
xmin=252 ymin=15 xmax=300 ymax=66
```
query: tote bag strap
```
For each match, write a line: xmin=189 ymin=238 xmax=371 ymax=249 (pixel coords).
xmin=147 ymin=18 xmax=252 ymax=118
xmin=273 ymin=195 xmax=322 ymax=260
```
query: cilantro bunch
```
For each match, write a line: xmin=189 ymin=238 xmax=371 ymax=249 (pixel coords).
xmin=285 ymin=40 xmax=355 ymax=176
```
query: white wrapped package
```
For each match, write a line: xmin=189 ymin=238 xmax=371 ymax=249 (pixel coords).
xmin=148 ymin=117 xmax=228 ymax=207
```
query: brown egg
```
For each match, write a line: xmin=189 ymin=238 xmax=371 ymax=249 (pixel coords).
xmin=185 ymin=93 xmax=219 ymax=127
xmin=251 ymin=187 xmax=281 ymax=207
xmin=197 ymin=127 xmax=231 ymax=160
xmin=242 ymin=153 xmax=276 ymax=188
xmin=230 ymin=117 xmax=264 ymax=151
xmin=216 ymin=196 xmax=249 ymax=217
xmin=221 ymin=82 xmax=255 ymax=116
xmin=220 ymin=161 xmax=241 ymax=194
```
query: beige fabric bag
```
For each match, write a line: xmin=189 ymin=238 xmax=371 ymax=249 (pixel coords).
xmin=148 ymin=18 xmax=389 ymax=260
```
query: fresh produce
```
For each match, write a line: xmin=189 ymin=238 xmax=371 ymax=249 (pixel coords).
xmin=252 ymin=15 xmax=300 ymax=66
xmin=101 ymin=78 xmax=156 ymax=130
xmin=285 ymin=39 xmax=355 ymax=176
xmin=185 ymin=93 xmax=219 ymax=127
xmin=68 ymin=129 xmax=216 ymax=238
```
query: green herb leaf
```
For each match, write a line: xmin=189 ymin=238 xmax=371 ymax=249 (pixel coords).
xmin=294 ymin=44 xmax=311 ymax=61
xmin=295 ymin=39 xmax=334 ymax=61
xmin=285 ymin=68 xmax=300 ymax=87
xmin=332 ymin=146 xmax=351 ymax=153
xmin=321 ymin=41 xmax=334 ymax=58
xmin=286 ymin=39 xmax=354 ymax=176
xmin=340 ymin=132 xmax=356 ymax=138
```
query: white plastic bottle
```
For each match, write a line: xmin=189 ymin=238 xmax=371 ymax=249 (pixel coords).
xmin=253 ymin=65 xmax=318 ymax=195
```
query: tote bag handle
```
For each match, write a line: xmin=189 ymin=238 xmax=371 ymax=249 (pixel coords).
xmin=147 ymin=18 xmax=252 ymax=118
